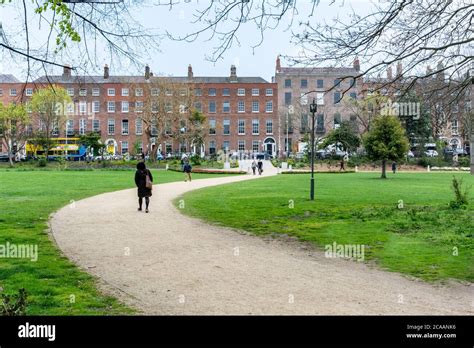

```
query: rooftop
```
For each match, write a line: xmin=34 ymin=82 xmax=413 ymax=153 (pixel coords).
xmin=276 ymin=67 xmax=359 ymax=77
xmin=0 ymin=74 xmax=20 ymax=83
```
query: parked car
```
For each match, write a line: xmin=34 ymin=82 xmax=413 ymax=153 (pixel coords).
xmin=453 ymin=148 xmax=468 ymax=156
xmin=424 ymin=143 xmax=438 ymax=157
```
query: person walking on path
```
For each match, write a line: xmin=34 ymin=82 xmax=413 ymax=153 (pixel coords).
xmin=257 ymin=160 xmax=263 ymax=175
xmin=135 ymin=162 xmax=153 ymax=213
xmin=392 ymin=161 xmax=397 ymax=174
xmin=251 ymin=160 xmax=257 ymax=175
xmin=183 ymin=160 xmax=192 ymax=182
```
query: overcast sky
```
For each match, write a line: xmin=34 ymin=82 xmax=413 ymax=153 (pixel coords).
xmin=0 ymin=0 xmax=374 ymax=81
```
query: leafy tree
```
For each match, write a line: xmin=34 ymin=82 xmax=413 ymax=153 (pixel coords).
xmin=0 ymin=102 xmax=31 ymax=167
xmin=31 ymin=86 xmax=71 ymax=157
xmin=320 ymin=121 xmax=361 ymax=154
xmin=363 ymin=115 xmax=410 ymax=179
xmin=79 ymin=132 xmax=104 ymax=156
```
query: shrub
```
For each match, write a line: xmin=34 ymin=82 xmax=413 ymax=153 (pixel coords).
xmin=449 ymin=176 xmax=470 ymax=209
xmin=190 ymin=154 xmax=202 ymax=166
xmin=37 ymin=157 xmax=47 ymax=167
xmin=458 ymin=156 xmax=470 ymax=168
xmin=0 ymin=288 xmax=28 ymax=316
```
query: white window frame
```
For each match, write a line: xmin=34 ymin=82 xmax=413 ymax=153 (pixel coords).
xmin=252 ymin=119 xmax=259 ymax=135
xmin=107 ymin=101 xmax=116 ymax=113
xmin=121 ymin=119 xmax=129 ymax=135
xmin=238 ymin=100 xmax=245 ymax=113
xmin=107 ymin=119 xmax=115 ymax=135
xmin=66 ymin=88 xmax=74 ymax=96
xmin=265 ymin=100 xmax=273 ymax=112
xmin=121 ymin=88 xmax=129 ymax=96
xmin=25 ymin=88 xmax=33 ymax=96
xmin=265 ymin=88 xmax=273 ymax=96
xmin=121 ymin=101 xmax=129 ymax=113
xmin=238 ymin=119 xmax=245 ymax=135
xmin=251 ymin=88 xmax=260 ymax=96
xmin=135 ymin=118 xmax=143 ymax=135
xmin=92 ymin=88 xmax=100 ymax=96
xmin=252 ymin=101 xmax=259 ymax=113
xmin=107 ymin=88 xmax=115 ymax=96
xmin=135 ymin=88 xmax=144 ymax=97
xmin=237 ymin=88 xmax=245 ymax=96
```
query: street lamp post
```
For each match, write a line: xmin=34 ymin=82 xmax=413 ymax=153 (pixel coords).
xmin=309 ymin=98 xmax=317 ymax=200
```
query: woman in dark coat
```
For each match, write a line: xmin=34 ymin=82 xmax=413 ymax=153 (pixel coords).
xmin=135 ymin=162 xmax=153 ymax=213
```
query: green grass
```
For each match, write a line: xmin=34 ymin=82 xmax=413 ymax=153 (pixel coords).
xmin=178 ymin=172 xmax=474 ymax=282
xmin=0 ymin=169 xmax=231 ymax=315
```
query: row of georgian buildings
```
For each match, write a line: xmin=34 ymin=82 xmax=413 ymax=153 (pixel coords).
xmin=0 ymin=57 xmax=472 ymax=158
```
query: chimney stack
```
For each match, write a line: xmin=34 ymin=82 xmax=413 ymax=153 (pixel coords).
xmin=63 ymin=64 xmax=72 ymax=78
xmin=104 ymin=64 xmax=109 ymax=79
xmin=353 ymin=57 xmax=360 ymax=72
xmin=396 ymin=62 xmax=402 ymax=77
xmin=437 ymin=61 xmax=445 ymax=81
xmin=276 ymin=55 xmax=281 ymax=73
xmin=387 ymin=66 xmax=393 ymax=80
xmin=230 ymin=65 xmax=237 ymax=81
xmin=145 ymin=65 xmax=150 ymax=80
xmin=188 ymin=64 xmax=193 ymax=79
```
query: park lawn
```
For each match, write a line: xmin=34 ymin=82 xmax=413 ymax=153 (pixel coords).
xmin=178 ymin=172 xmax=474 ymax=282
xmin=0 ymin=169 xmax=231 ymax=315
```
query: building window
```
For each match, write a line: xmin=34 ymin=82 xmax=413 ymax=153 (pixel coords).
xmin=66 ymin=103 xmax=74 ymax=114
xmin=194 ymin=88 xmax=202 ymax=96
xmin=122 ymin=101 xmax=129 ymax=113
xmin=66 ymin=88 xmax=74 ymax=96
xmin=334 ymin=113 xmax=341 ymax=129
xmin=79 ymin=119 xmax=86 ymax=135
xmin=452 ymin=119 xmax=459 ymax=135
xmin=252 ymin=119 xmax=259 ymax=135
xmin=317 ymin=79 xmax=324 ymax=88
xmin=300 ymin=93 xmax=308 ymax=105
xmin=265 ymin=88 xmax=273 ymax=96
xmin=93 ymin=100 xmax=100 ymax=113
xmin=52 ymin=121 xmax=59 ymax=136
xmin=137 ymin=141 xmax=143 ymax=154
xmin=108 ymin=119 xmax=115 ymax=135
xmin=92 ymin=88 xmax=100 ymax=96
xmin=316 ymin=114 xmax=325 ymax=132
xmin=284 ymin=79 xmax=291 ymax=88
xmin=237 ymin=88 xmax=245 ymax=96
xmin=122 ymin=88 xmax=129 ymax=96
xmin=151 ymin=88 xmax=159 ymax=96
xmin=79 ymin=101 xmax=87 ymax=114
xmin=93 ymin=119 xmax=100 ymax=133
xmin=237 ymin=100 xmax=245 ymax=113
xmin=107 ymin=88 xmax=115 ymax=96
xmin=121 ymin=141 xmax=128 ymax=155
xmin=284 ymin=92 xmax=292 ymax=106
xmin=252 ymin=101 xmax=259 ymax=113
xmin=66 ymin=120 xmax=74 ymax=136
xmin=164 ymin=102 xmax=172 ymax=113
xmin=209 ymin=119 xmax=216 ymax=135
xmin=209 ymin=140 xmax=216 ymax=155
xmin=301 ymin=114 xmax=309 ymax=133
xmin=316 ymin=92 xmax=324 ymax=105
xmin=265 ymin=100 xmax=273 ymax=112
xmin=180 ymin=141 xmax=187 ymax=154
xmin=0 ymin=89 xmax=3 ymax=96
xmin=301 ymin=79 xmax=308 ymax=88
xmin=25 ymin=88 xmax=33 ymax=96
xmin=165 ymin=143 xmax=172 ymax=155
xmin=194 ymin=102 xmax=202 ymax=112
xmin=223 ymin=88 xmax=230 ymax=96
xmin=223 ymin=101 xmax=230 ymax=113
xmin=136 ymin=118 xmax=143 ymax=135
xmin=209 ymin=101 xmax=216 ymax=113
xmin=349 ymin=92 xmax=357 ymax=99
xmin=107 ymin=101 xmax=115 ymax=113
xmin=238 ymin=140 xmax=245 ymax=152
xmin=179 ymin=88 xmax=187 ymax=96
xmin=334 ymin=79 xmax=341 ymax=87
xmin=223 ymin=141 xmax=230 ymax=151
xmin=135 ymin=101 xmax=143 ymax=113
xmin=238 ymin=119 xmax=245 ymax=135
xmin=266 ymin=119 xmax=273 ymax=134
xmin=252 ymin=88 xmax=260 ymax=96
xmin=252 ymin=140 xmax=259 ymax=152
xmin=79 ymin=88 xmax=87 ymax=96
xmin=135 ymin=88 xmax=143 ymax=97
xmin=334 ymin=92 xmax=341 ymax=104
xmin=223 ymin=119 xmax=230 ymax=135
xmin=122 ymin=119 xmax=129 ymax=135
xmin=208 ymin=88 xmax=216 ymax=96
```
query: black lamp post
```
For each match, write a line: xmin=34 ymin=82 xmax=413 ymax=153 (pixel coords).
xmin=309 ymin=98 xmax=317 ymax=200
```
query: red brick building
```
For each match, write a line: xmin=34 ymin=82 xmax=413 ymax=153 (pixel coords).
xmin=0 ymin=65 xmax=278 ymax=158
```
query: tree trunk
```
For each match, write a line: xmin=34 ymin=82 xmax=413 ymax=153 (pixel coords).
xmin=381 ymin=159 xmax=387 ymax=179
xmin=8 ymin=149 xmax=14 ymax=167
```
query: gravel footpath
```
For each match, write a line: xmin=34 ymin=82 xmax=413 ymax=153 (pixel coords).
xmin=50 ymin=161 xmax=473 ymax=314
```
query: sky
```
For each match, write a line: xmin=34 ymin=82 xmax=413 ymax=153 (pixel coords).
xmin=0 ymin=0 xmax=375 ymax=82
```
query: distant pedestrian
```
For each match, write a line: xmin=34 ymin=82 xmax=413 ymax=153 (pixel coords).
xmin=135 ymin=162 xmax=153 ymax=213
xmin=251 ymin=160 xmax=257 ymax=175
xmin=339 ymin=159 xmax=345 ymax=172
xmin=183 ymin=160 xmax=192 ymax=182
xmin=392 ymin=161 xmax=397 ymax=174
xmin=257 ymin=160 xmax=263 ymax=175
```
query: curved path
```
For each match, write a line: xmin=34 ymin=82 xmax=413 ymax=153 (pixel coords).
xmin=50 ymin=161 xmax=473 ymax=314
